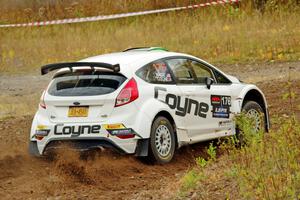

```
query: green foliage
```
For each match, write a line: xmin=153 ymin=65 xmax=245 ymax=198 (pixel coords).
xmin=234 ymin=113 xmax=264 ymax=145
xmin=180 ymin=142 xmax=217 ymax=195
xmin=179 ymin=111 xmax=300 ymax=199
xmin=195 ymin=157 xmax=207 ymax=168
xmin=180 ymin=169 xmax=204 ymax=193
xmin=207 ymin=143 xmax=217 ymax=161
xmin=282 ymin=92 xmax=296 ymax=100
xmin=229 ymin=118 xmax=300 ymax=199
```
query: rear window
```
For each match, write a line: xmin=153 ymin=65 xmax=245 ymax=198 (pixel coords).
xmin=48 ymin=71 xmax=126 ymax=96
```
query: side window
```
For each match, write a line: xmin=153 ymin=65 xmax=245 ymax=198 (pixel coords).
xmin=166 ymin=59 xmax=195 ymax=84
xmin=214 ymin=70 xmax=231 ymax=84
xmin=136 ymin=61 xmax=174 ymax=84
xmin=189 ymin=60 xmax=214 ymax=84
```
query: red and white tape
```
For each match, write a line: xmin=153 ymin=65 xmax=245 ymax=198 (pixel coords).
xmin=0 ymin=0 xmax=240 ymax=28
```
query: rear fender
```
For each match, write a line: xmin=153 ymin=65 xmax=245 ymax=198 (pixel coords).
xmin=132 ymin=99 xmax=179 ymax=138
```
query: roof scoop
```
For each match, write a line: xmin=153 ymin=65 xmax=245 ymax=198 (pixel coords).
xmin=123 ymin=47 xmax=168 ymax=52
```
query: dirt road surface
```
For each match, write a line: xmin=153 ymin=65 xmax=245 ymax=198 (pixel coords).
xmin=0 ymin=61 xmax=300 ymax=199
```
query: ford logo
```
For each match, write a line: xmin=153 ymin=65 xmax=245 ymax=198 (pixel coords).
xmin=73 ymin=102 xmax=80 ymax=105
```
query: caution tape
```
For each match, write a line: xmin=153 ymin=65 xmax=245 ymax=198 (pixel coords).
xmin=0 ymin=0 xmax=240 ymax=28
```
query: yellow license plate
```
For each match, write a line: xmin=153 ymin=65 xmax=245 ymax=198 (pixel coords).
xmin=68 ymin=106 xmax=89 ymax=117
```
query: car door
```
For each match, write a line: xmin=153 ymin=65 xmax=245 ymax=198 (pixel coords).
xmin=188 ymin=59 xmax=235 ymax=138
xmin=166 ymin=58 xmax=234 ymax=141
xmin=165 ymin=58 xmax=211 ymax=139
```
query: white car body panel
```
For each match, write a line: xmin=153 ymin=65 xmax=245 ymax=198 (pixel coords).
xmin=29 ymin=49 xmax=269 ymax=156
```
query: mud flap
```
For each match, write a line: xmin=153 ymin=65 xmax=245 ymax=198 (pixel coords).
xmin=29 ymin=141 xmax=41 ymax=157
xmin=265 ymin=107 xmax=271 ymax=132
xmin=135 ymin=139 xmax=149 ymax=157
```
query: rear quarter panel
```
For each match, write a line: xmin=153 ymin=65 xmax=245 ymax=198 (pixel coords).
xmin=132 ymin=78 xmax=185 ymax=138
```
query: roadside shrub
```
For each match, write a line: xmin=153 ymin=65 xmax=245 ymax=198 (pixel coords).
xmin=230 ymin=117 xmax=300 ymax=199
xmin=179 ymin=112 xmax=300 ymax=199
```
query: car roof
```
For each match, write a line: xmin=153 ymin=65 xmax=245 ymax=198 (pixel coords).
xmin=51 ymin=48 xmax=240 ymax=83
xmin=78 ymin=50 xmax=192 ymax=76
xmin=54 ymin=48 xmax=210 ymax=77
xmin=80 ymin=51 xmax=168 ymax=65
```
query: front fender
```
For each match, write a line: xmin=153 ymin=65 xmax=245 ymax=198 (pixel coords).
xmin=234 ymin=84 xmax=270 ymax=131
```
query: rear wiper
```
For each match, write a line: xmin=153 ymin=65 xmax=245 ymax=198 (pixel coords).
xmin=70 ymin=75 xmax=81 ymax=95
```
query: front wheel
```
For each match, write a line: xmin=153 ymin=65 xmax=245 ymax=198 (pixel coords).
xmin=148 ymin=117 xmax=175 ymax=164
xmin=236 ymin=101 xmax=265 ymax=146
xmin=242 ymin=101 xmax=265 ymax=133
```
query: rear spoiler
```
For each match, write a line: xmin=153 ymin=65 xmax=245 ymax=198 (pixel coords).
xmin=41 ymin=62 xmax=120 ymax=75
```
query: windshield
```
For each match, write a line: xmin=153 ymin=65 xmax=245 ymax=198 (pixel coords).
xmin=48 ymin=72 xmax=126 ymax=96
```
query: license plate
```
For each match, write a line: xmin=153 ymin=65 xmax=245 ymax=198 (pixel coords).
xmin=68 ymin=106 xmax=89 ymax=117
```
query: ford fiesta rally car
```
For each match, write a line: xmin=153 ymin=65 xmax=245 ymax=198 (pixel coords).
xmin=29 ymin=47 xmax=270 ymax=163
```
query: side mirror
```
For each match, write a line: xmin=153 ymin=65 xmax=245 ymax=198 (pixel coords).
xmin=205 ymin=77 xmax=214 ymax=89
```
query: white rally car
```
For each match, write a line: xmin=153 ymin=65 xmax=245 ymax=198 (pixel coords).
xmin=29 ymin=47 xmax=270 ymax=163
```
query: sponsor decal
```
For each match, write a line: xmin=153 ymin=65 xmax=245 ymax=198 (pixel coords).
xmin=211 ymin=96 xmax=221 ymax=104
xmin=34 ymin=124 xmax=51 ymax=140
xmin=155 ymin=87 xmax=209 ymax=118
xmin=54 ymin=124 xmax=101 ymax=135
xmin=103 ymin=124 xmax=125 ymax=130
xmin=106 ymin=128 xmax=136 ymax=139
xmin=153 ymin=62 xmax=172 ymax=82
xmin=211 ymin=95 xmax=231 ymax=118
xmin=37 ymin=125 xmax=48 ymax=130
xmin=103 ymin=124 xmax=138 ymax=138
xmin=219 ymin=120 xmax=233 ymax=127
xmin=109 ymin=128 xmax=133 ymax=136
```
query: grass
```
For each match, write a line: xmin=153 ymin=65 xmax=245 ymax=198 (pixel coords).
xmin=178 ymin=114 xmax=300 ymax=199
xmin=230 ymin=118 xmax=300 ymax=199
xmin=0 ymin=2 xmax=300 ymax=74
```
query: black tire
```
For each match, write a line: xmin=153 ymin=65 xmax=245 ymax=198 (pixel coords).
xmin=147 ymin=117 xmax=176 ymax=164
xmin=235 ymin=101 xmax=265 ymax=146
xmin=242 ymin=101 xmax=265 ymax=133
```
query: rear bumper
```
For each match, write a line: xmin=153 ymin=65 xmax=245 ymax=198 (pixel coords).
xmin=29 ymin=136 xmax=139 ymax=156
xmin=29 ymin=137 xmax=131 ymax=157
xmin=29 ymin=116 xmax=141 ymax=156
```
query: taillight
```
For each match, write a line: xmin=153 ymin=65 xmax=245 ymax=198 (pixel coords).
xmin=40 ymin=90 xmax=46 ymax=109
xmin=115 ymin=78 xmax=139 ymax=107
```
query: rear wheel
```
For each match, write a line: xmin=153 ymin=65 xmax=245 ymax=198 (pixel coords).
xmin=148 ymin=117 xmax=175 ymax=164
